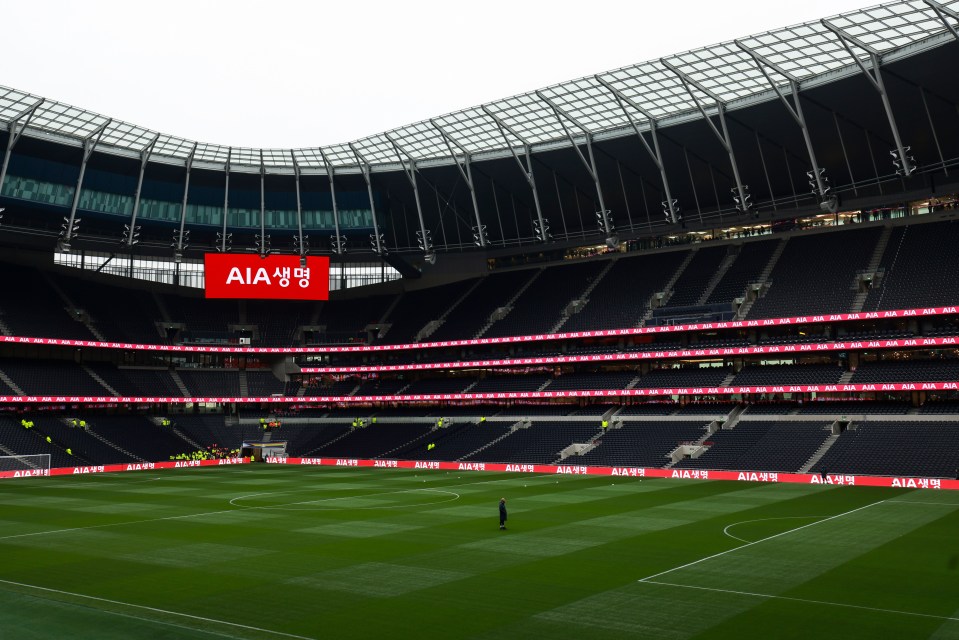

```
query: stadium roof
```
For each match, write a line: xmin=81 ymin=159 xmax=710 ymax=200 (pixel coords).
xmin=2 ymin=0 xmax=958 ymax=173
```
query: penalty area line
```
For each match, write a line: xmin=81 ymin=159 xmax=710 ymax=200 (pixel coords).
xmin=0 ymin=577 xmax=317 ymax=640
xmin=640 ymin=580 xmax=959 ymax=624
xmin=638 ymin=498 xmax=887 ymax=583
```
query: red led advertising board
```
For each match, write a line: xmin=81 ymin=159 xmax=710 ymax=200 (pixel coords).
xmin=204 ymin=254 xmax=330 ymax=300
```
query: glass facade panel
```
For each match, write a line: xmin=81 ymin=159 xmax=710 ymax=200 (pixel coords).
xmin=139 ymin=199 xmax=181 ymax=223
xmin=1 ymin=175 xmax=374 ymax=230
xmin=1 ymin=176 xmax=74 ymax=206
xmin=78 ymin=189 xmax=133 ymax=216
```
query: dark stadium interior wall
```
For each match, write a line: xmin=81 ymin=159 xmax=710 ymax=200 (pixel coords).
xmin=470 ymin=169 xmax=509 ymax=245
xmin=724 ymin=102 xmax=811 ymax=212
xmin=412 ymin=164 xmax=478 ymax=251
xmin=368 ymin=170 xmax=418 ymax=252
xmin=592 ymin=136 xmax=662 ymax=233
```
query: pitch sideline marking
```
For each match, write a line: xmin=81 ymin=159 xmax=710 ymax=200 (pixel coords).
xmin=228 ymin=486 xmax=459 ymax=508
xmin=641 ymin=579 xmax=959 ymax=624
xmin=722 ymin=516 xmax=827 ymax=543
xmin=244 ymin=488 xmax=462 ymax=511
xmin=0 ymin=577 xmax=317 ymax=639
xmin=638 ymin=498 xmax=887 ymax=583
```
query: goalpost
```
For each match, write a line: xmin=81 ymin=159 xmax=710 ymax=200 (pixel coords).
xmin=0 ymin=454 xmax=52 ymax=476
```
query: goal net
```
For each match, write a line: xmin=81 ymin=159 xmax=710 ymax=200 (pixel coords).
xmin=0 ymin=454 xmax=52 ymax=475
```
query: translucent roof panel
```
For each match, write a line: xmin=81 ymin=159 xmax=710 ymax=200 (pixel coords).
xmin=663 ymin=43 xmax=774 ymax=104
xmin=538 ymin=78 xmax=630 ymax=135
xmin=483 ymin=92 xmax=568 ymax=145
xmin=432 ymin=108 xmax=508 ymax=155
xmin=153 ymin=135 xmax=197 ymax=161
xmin=0 ymin=0 xmax=954 ymax=170
xmin=99 ymin=121 xmax=156 ymax=151
xmin=260 ymin=148 xmax=294 ymax=168
xmin=352 ymin=134 xmax=404 ymax=166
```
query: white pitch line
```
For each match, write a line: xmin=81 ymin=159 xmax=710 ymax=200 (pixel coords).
xmin=0 ymin=506 xmax=245 ymax=542
xmin=0 ymin=578 xmax=318 ymax=639
xmin=46 ymin=602 xmax=248 ymax=640
xmin=638 ymin=498 xmax=887 ymax=583
xmin=641 ymin=579 xmax=959 ymax=624
xmin=250 ymin=488 xmax=461 ymax=511
xmin=722 ymin=516 xmax=827 ymax=543
xmin=886 ymin=500 xmax=959 ymax=506
xmin=0 ymin=470 xmax=580 ymax=542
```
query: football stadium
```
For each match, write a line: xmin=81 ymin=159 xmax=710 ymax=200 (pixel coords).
xmin=3 ymin=1 xmax=959 ymax=637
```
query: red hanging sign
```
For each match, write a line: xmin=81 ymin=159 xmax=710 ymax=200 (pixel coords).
xmin=204 ymin=254 xmax=330 ymax=300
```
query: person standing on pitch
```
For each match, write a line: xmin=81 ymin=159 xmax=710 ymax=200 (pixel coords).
xmin=499 ymin=497 xmax=508 ymax=530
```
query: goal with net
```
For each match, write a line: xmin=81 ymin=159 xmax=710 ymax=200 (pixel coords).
xmin=0 ymin=454 xmax=52 ymax=477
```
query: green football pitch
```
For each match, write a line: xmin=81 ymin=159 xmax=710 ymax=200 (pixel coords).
xmin=2 ymin=465 xmax=959 ymax=639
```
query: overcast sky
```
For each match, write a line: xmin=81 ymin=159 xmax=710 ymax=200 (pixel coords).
xmin=3 ymin=0 xmax=879 ymax=148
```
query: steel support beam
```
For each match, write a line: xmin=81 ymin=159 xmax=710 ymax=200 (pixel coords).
xmin=257 ymin=150 xmax=269 ymax=257
xmin=925 ymin=0 xmax=959 ymax=40
xmin=822 ymin=19 xmax=915 ymax=176
xmin=349 ymin=143 xmax=386 ymax=256
xmin=174 ymin=142 xmax=197 ymax=261
xmin=661 ymin=59 xmax=751 ymax=214
xmin=125 ymin=133 xmax=159 ymax=247
xmin=61 ymin=119 xmax=111 ymax=251
xmin=920 ymin=87 xmax=948 ymax=176
xmin=0 ymin=98 xmax=43 ymax=194
xmin=735 ymin=41 xmax=833 ymax=208
xmin=430 ymin=119 xmax=487 ymax=247
xmin=219 ymin=148 xmax=232 ymax=252
xmin=318 ymin=147 xmax=345 ymax=255
xmin=594 ymin=75 xmax=678 ymax=223
xmin=535 ymin=91 xmax=614 ymax=243
xmin=481 ymin=105 xmax=549 ymax=242
xmin=291 ymin=152 xmax=308 ymax=263
xmin=385 ymin=134 xmax=434 ymax=262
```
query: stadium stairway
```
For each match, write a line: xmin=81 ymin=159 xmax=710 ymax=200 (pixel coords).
xmin=152 ymin=291 xmax=173 ymax=325
xmin=169 ymin=370 xmax=190 ymax=397
xmin=697 ymin=246 xmax=740 ymax=305
xmin=378 ymin=292 xmax=404 ymax=326
xmin=0 ymin=442 xmax=21 ymax=458
xmin=550 ymin=259 xmax=617 ymax=333
xmin=458 ymin=419 xmax=526 ymax=461
xmin=301 ymin=426 xmax=356 ymax=458
xmin=800 ymin=428 xmax=840 ymax=473
xmin=637 ymin=249 xmax=697 ymax=327
xmin=736 ymin=237 xmax=788 ymax=320
xmin=238 ymin=370 xmax=249 ymax=397
xmin=84 ymin=422 xmax=148 ymax=463
xmin=162 ymin=419 xmax=204 ymax=451
xmin=553 ymin=424 xmax=608 ymax=463
xmin=722 ymin=404 xmax=747 ymax=430
xmin=662 ymin=418 xmax=725 ymax=470
xmin=850 ymin=225 xmax=894 ymax=313
xmin=43 ymin=272 xmax=107 ymax=342
xmin=376 ymin=423 xmax=438 ymax=459
xmin=865 ymin=224 xmax=909 ymax=312
xmin=0 ymin=368 xmax=24 ymax=395
xmin=415 ymin=279 xmax=484 ymax=342
xmin=82 ymin=365 xmax=120 ymax=396
xmin=474 ymin=268 xmax=543 ymax=339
